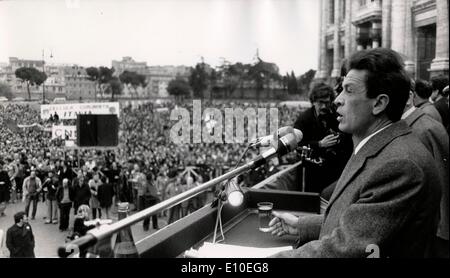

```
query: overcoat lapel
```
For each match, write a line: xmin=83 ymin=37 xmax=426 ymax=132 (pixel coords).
xmin=325 ymin=121 xmax=412 ymax=215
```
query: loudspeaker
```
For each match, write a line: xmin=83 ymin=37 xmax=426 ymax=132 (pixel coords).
xmin=76 ymin=114 xmax=119 ymax=147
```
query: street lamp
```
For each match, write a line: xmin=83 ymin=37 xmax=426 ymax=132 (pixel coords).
xmin=42 ymin=49 xmax=53 ymax=104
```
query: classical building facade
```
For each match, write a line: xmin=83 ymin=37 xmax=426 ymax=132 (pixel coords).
xmin=315 ymin=0 xmax=449 ymax=82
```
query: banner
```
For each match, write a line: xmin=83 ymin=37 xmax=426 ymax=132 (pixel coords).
xmin=52 ymin=125 xmax=77 ymax=140
xmin=40 ymin=102 xmax=120 ymax=120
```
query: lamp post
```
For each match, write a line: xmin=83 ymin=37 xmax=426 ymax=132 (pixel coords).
xmin=42 ymin=49 xmax=53 ymax=104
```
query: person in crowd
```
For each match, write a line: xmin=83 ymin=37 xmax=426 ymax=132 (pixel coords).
xmin=430 ymin=75 xmax=449 ymax=131
xmin=72 ymin=171 xmax=91 ymax=216
xmin=13 ymin=154 xmax=23 ymax=203
xmin=130 ymin=164 xmax=143 ymax=211
xmin=56 ymin=178 xmax=73 ymax=232
xmin=22 ymin=170 xmax=42 ymax=220
xmin=141 ymin=176 xmax=160 ymax=232
xmin=6 ymin=158 xmax=17 ymax=204
xmin=88 ymin=173 xmax=102 ymax=219
xmin=107 ymin=161 xmax=121 ymax=207
xmin=402 ymin=88 xmax=449 ymax=258
xmin=98 ymin=176 xmax=114 ymax=219
xmin=268 ymin=48 xmax=441 ymax=258
xmin=413 ymin=79 xmax=443 ymax=123
xmin=59 ymin=160 xmax=76 ymax=184
xmin=0 ymin=162 xmax=12 ymax=217
xmin=69 ymin=204 xmax=95 ymax=257
xmin=42 ymin=171 xmax=59 ymax=224
xmin=6 ymin=211 xmax=35 ymax=258
xmin=165 ymin=177 xmax=183 ymax=224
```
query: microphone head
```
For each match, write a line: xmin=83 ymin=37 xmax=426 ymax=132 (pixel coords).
xmin=293 ymin=129 xmax=303 ymax=143
xmin=276 ymin=126 xmax=294 ymax=138
xmin=278 ymin=133 xmax=299 ymax=156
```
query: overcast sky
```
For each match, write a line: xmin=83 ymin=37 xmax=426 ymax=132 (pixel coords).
xmin=0 ymin=0 xmax=319 ymax=75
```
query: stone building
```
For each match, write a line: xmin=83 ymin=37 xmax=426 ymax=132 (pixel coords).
xmin=315 ymin=0 xmax=449 ymax=82
xmin=63 ymin=65 xmax=97 ymax=100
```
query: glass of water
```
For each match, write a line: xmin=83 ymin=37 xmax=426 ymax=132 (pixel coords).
xmin=257 ymin=202 xmax=273 ymax=232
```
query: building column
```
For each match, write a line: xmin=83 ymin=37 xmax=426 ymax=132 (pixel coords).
xmin=315 ymin=0 xmax=328 ymax=80
xmin=344 ymin=0 xmax=352 ymax=58
xmin=403 ymin=0 xmax=415 ymax=77
xmin=381 ymin=0 xmax=391 ymax=48
xmin=331 ymin=0 xmax=342 ymax=78
xmin=371 ymin=22 xmax=382 ymax=48
xmin=350 ymin=0 xmax=358 ymax=52
xmin=390 ymin=0 xmax=406 ymax=55
xmin=430 ymin=0 xmax=449 ymax=77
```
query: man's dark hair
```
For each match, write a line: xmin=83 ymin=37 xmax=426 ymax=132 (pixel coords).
xmin=347 ymin=48 xmax=410 ymax=121
xmin=430 ymin=75 xmax=449 ymax=96
xmin=414 ymin=79 xmax=433 ymax=99
xmin=14 ymin=211 xmax=26 ymax=224
xmin=309 ymin=82 xmax=335 ymax=103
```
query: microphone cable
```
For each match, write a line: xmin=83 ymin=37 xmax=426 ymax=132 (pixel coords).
xmin=212 ymin=143 xmax=251 ymax=244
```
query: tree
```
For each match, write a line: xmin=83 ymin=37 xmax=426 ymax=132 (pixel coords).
xmin=167 ymin=77 xmax=191 ymax=101
xmin=119 ymin=70 xmax=134 ymax=97
xmin=0 ymin=82 xmax=13 ymax=100
xmin=119 ymin=71 xmax=147 ymax=98
xmin=98 ymin=67 xmax=114 ymax=99
xmin=105 ymin=77 xmax=123 ymax=101
xmin=248 ymin=59 xmax=280 ymax=101
xmin=189 ymin=63 xmax=209 ymax=98
xmin=287 ymin=71 xmax=298 ymax=95
xmin=298 ymin=69 xmax=316 ymax=96
xmin=86 ymin=67 xmax=100 ymax=99
xmin=14 ymin=67 xmax=47 ymax=101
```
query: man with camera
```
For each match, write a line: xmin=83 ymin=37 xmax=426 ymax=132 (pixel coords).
xmin=292 ymin=83 xmax=353 ymax=193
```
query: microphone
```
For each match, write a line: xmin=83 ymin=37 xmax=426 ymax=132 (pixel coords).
xmin=249 ymin=131 xmax=303 ymax=169
xmin=249 ymin=126 xmax=299 ymax=148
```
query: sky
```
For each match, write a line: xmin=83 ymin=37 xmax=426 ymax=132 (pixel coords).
xmin=0 ymin=0 xmax=320 ymax=75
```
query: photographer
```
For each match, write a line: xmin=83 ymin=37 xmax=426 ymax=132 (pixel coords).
xmin=292 ymin=83 xmax=353 ymax=193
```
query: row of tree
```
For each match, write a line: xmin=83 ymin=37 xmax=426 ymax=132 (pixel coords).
xmin=167 ymin=60 xmax=316 ymax=101
xmin=9 ymin=65 xmax=148 ymax=101
xmin=8 ymin=60 xmax=315 ymax=102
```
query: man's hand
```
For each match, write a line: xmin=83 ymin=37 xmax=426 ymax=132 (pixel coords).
xmin=319 ymin=134 xmax=340 ymax=148
xmin=268 ymin=211 xmax=299 ymax=237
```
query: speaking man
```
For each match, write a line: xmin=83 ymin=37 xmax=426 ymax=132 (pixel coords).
xmin=268 ymin=48 xmax=441 ymax=258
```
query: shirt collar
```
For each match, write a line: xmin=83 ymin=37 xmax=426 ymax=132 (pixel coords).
xmin=401 ymin=106 xmax=416 ymax=120
xmin=354 ymin=124 xmax=392 ymax=155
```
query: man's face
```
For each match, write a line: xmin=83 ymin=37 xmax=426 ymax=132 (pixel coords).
xmin=313 ymin=96 xmax=332 ymax=116
xmin=22 ymin=215 xmax=28 ymax=224
xmin=30 ymin=171 xmax=36 ymax=178
xmin=334 ymin=69 xmax=377 ymax=136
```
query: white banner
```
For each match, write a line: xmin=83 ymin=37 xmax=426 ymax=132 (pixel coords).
xmin=40 ymin=102 xmax=120 ymax=120
xmin=52 ymin=125 xmax=77 ymax=140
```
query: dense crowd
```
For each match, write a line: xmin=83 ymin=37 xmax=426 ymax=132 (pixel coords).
xmin=0 ymin=99 xmax=302 ymax=241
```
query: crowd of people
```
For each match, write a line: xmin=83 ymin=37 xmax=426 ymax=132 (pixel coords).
xmin=0 ymin=98 xmax=302 ymax=257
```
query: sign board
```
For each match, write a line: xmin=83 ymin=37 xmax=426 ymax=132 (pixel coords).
xmin=52 ymin=125 xmax=77 ymax=140
xmin=40 ymin=102 xmax=120 ymax=120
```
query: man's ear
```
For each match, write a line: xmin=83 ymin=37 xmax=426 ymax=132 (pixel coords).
xmin=372 ymin=94 xmax=390 ymax=116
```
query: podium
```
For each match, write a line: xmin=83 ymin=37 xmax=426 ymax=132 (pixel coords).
xmin=135 ymin=188 xmax=320 ymax=258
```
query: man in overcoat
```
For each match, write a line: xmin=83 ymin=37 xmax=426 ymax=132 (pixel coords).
xmin=269 ymin=48 xmax=442 ymax=258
